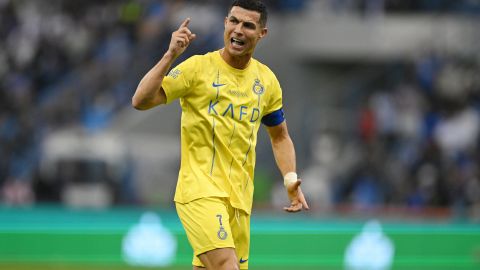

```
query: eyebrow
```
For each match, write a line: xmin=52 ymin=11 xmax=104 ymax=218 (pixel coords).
xmin=229 ymin=15 xmax=258 ymax=29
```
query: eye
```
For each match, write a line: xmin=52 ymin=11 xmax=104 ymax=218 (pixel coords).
xmin=243 ymin=22 xmax=256 ymax=30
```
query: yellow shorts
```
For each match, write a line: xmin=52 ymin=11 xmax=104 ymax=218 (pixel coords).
xmin=175 ymin=197 xmax=250 ymax=269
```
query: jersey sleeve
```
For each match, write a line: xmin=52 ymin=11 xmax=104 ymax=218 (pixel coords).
xmin=264 ymin=75 xmax=283 ymax=115
xmin=261 ymin=75 xmax=285 ymax=126
xmin=162 ymin=56 xmax=197 ymax=104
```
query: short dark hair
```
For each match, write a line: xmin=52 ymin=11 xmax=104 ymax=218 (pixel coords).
xmin=231 ymin=0 xmax=268 ymax=27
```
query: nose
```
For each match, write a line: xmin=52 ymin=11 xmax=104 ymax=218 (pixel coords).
xmin=233 ymin=23 xmax=243 ymax=35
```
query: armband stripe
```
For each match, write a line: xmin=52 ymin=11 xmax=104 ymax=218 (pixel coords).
xmin=261 ymin=108 xmax=285 ymax=127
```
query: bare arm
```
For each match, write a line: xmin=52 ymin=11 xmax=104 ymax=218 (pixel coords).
xmin=267 ymin=121 xmax=309 ymax=212
xmin=132 ymin=18 xmax=196 ymax=110
xmin=267 ymin=121 xmax=296 ymax=176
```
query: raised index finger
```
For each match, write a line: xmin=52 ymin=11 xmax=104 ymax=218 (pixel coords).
xmin=179 ymin=18 xmax=190 ymax=29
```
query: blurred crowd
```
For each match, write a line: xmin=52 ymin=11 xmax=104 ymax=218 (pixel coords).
xmin=345 ymin=54 xmax=479 ymax=218
xmin=324 ymin=0 xmax=480 ymax=15
xmin=0 ymin=0 xmax=226 ymax=205
xmin=0 ymin=0 xmax=479 ymax=219
xmin=298 ymin=52 xmax=480 ymax=220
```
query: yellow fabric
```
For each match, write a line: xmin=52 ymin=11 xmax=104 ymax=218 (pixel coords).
xmin=175 ymin=197 xmax=250 ymax=269
xmin=162 ymin=50 xmax=283 ymax=214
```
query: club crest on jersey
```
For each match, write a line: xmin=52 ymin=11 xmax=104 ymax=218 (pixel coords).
xmin=252 ymin=79 xmax=264 ymax=95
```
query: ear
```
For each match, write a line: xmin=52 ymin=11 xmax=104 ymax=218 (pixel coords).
xmin=224 ymin=16 xmax=228 ymax=27
xmin=259 ymin=27 xmax=268 ymax=39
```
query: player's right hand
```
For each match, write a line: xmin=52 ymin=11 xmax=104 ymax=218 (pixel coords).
xmin=168 ymin=18 xmax=196 ymax=58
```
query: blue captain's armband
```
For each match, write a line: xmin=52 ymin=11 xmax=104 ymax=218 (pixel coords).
xmin=261 ymin=108 xmax=285 ymax=127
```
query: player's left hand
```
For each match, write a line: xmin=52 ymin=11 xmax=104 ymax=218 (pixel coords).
xmin=284 ymin=179 xmax=309 ymax=212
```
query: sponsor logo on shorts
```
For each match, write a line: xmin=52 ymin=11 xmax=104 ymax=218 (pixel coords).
xmin=239 ymin=257 xmax=248 ymax=264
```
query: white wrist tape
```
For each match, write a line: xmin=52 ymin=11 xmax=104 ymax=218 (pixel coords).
xmin=283 ymin=172 xmax=297 ymax=187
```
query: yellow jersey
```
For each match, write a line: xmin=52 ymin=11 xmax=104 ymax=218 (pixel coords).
xmin=162 ymin=50 xmax=283 ymax=214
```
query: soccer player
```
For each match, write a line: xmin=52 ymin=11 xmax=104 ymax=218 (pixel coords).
xmin=132 ymin=0 xmax=309 ymax=269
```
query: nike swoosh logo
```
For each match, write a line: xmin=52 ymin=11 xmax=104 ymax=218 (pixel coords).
xmin=212 ymin=82 xmax=226 ymax=88
xmin=239 ymin=258 xmax=248 ymax=264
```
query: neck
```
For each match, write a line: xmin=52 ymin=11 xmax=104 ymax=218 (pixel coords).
xmin=220 ymin=48 xmax=252 ymax=69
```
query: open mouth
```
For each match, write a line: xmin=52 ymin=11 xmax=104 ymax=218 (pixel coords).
xmin=231 ymin=37 xmax=245 ymax=47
